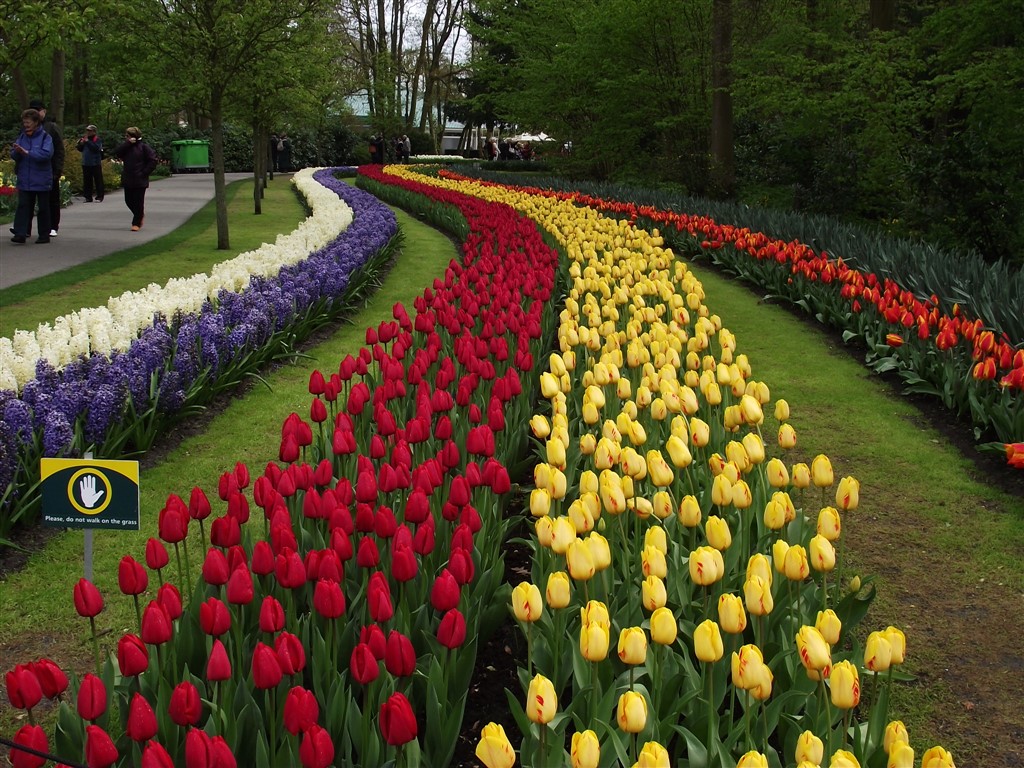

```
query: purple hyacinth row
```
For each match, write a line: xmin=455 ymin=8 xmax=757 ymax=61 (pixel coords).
xmin=0 ymin=168 xmax=396 ymax=510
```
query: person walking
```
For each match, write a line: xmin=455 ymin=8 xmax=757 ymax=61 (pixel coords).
xmin=9 ymin=108 xmax=54 ymax=244
xmin=112 ymin=127 xmax=158 ymax=231
xmin=28 ymin=99 xmax=64 ymax=238
xmin=76 ymin=124 xmax=105 ymax=202
xmin=278 ymin=133 xmax=292 ymax=173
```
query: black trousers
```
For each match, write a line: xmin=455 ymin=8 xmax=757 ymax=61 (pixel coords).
xmin=83 ymin=165 xmax=105 ymax=201
xmin=124 ymin=186 xmax=147 ymax=227
xmin=12 ymin=190 xmax=51 ymax=239
xmin=48 ymin=177 xmax=61 ymax=232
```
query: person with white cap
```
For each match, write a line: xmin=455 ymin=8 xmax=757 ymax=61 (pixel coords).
xmin=76 ymin=124 xmax=105 ymax=202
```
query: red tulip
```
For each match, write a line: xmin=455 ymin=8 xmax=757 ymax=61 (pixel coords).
xmin=118 ymin=555 xmax=148 ymax=596
xmin=384 ymin=630 xmax=416 ymax=677
xmin=126 ymin=692 xmax=158 ymax=741
xmin=310 ymin=397 xmax=328 ymax=423
xmin=227 ymin=491 xmax=250 ymax=523
xmin=140 ymin=740 xmax=175 ymax=768
xmin=73 ymin=578 xmax=104 ymax=618
xmin=210 ymin=514 xmax=241 ymax=548
xmin=374 ymin=505 xmax=398 ymax=538
xmin=140 ymin=601 xmax=173 ymax=645
xmin=156 ymin=582 xmax=182 ymax=621
xmin=299 ymin=724 xmax=335 ymax=768
xmin=12 ymin=723 xmax=47 ymax=768
xmin=313 ymin=579 xmax=346 ymax=620
xmin=274 ymin=631 xmax=306 ymax=676
xmin=309 ymin=369 xmax=326 ymax=395
xmin=85 ymin=724 xmax=119 ymax=768
xmin=189 ymin=486 xmax=212 ymax=520
xmin=349 ymin=642 xmax=379 ymax=685
xmin=185 ymin=728 xmax=214 ymax=767
xmin=437 ymin=608 xmax=466 ymax=649
xmin=211 ymin=736 xmax=236 ymax=768
xmin=360 ymin=624 xmax=386 ymax=659
xmin=252 ymin=642 xmax=283 ymax=689
xmin=449 ymin=475 xmax=471 ymax=506
xmin=145 ymin=537 xmax=169 ymax=571
xmin=206 ymin=639 xmax=232 ymax=682
xmin=367 ymin=571 xmax=394 ymax=622
xmin=275 ymin=548 xmax=307 ymax=589
xmin=259 ymin=595 xmax=285 ymax=633
xmin=356 ymin=536 xmax=380 ymax=568
xmin=391 ymin=542 xmax=418 ymax=582
xmin=169 ymin=681 xmax=202 ymax=727
xmin=313 ymin=459 xmax=333 ymax=487
xmin=430 ymin=569 xmax=461 ymax=612
xmin=233 ymin=461 xmax=250 ymax=489
xmin=448 ymin=547 xmax=475 ymax=585
xmin=199 ymin=597 xmax=231 ymax=637
xmin=467 ymin=424 xmax=495 ymax=457
xmin=379 ymin=691 xmax=418 ymax=746
xmin=226 ymin=565 xmax=254 ymax=605
xmin=76 ymin=673 xmax=107 ymax=721
xmin=413 ymin=518 xmax=435 ymax=555
xmin=251 ymin=540 xmax=275 ymax=575
xmin=29 ymin=658 xmax=67 ymax=699
xmin=158 ymin=494 xmax=189 ymax=543
xmin=279 ymin=433 xmax=301 ymax=463
xmin=117 ymin=634 xmax=149 ymax=677
xmin=283 ymin=686 xmax=320 ymax=735
xmin=5 ymin=664 xmax=42 ymax=710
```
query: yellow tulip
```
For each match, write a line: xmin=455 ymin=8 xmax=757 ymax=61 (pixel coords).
xmin=526 ymin=674 xmax=557 ymax=724
xmin=829 ymin=750 xmax=861 ymax=768
xmin=864 ymin=631 xmax=893 ymax=672
xmin=706 ymin=515 xmax=733 ymax=550
xmin=884 ymin=721 xmax=910 ymax=754
xmin=567 ymin=538 xmax=596 ymax=581
xmin=809 ymin=534 xmax=836 ymax=572
xmin=817 ymin=506 xmax=842 ymax=540
xmin=795 ymin=625 xmax=832 ymax=674
xmin=692 ymin=619 xmax=723 ymax=662
xmin=580 ymin=600 xmax=610 ymax=630
xmin=642 ymin=575 xmax=667 ymax=611
xmin=739 ymin=394 xmax=764 ymax=426
xmin=616 ymin=691 xmax=648 ymax=733
xmin=535 ymin=516 xmax=554 ymax=548
xmin=815 ymin=609 xmax=842 ymax=645
xmin=784 ymin=544 xmax=810 ymax=581
xmin=645 ymin=450 xmax=674 ymax=487
xmin=920 ymin=746 xmax=955 ymax=768
xmin=774 ymin=491 xmax=796 ymax=522
xmin=594 ymin=437 xmax=620 ymax=470
xmin=836 ymin=475 xmax=860 ymax=511
xmin=628 ymin=419 xmax=648 ymax=446
xmin=744 ymin=575 xmax=774 ymax=616
xmin=778 ymin=423 xmax=797 ymax=449
xmin=731 ymin=644 xmax=766 ymax=690
xmin=580 ymin=470 xmax=599 ymax=495
xmin=887 ymin=740 xmax=915 ymax=768
xmin=650 ymin=607 xmax=678 ymax=645
xmin=530 ymin=415 xmax=551 ymax=439
xmin=570 ymin=730 xmax=600 ymax=768
xmin=678 ymin=495 xmax=702 ymax=527
xmin=643 ymin=525 xmax=667 ymax=554
xmin=766 ymin=457 xmax=790 ymax=487
xmin=550 ymin=516 xmax=576 ymax=554
xmin=726 ymin=440 xmax=750 ymax=472
xmin=830 ymin=660 xmax=861 ymax=709
xmin=551 ymin=467 xmax=568 ymax=499
xmin=641 ymin=545 xmax=667 ymax=579
xmin=636 ymin=741 xmax=670 ymax=768
xmin=811 ymin=454 xmax=834 ymax=488
xmin=580 ymin=621 xmax=610 ymax=662
xmin=732 ymin=479 xmax=753 ymax=509
xmin=795 ymin=730 xmax=824 ymax=765
xmin=774 ymin=399 xmax=790 ymax=421
xmin=746 ymin=553 xmax=773 ymax=586
xmin=475 ymin=722 xmax=516 ymax=768
xmin=690 ymin=417 xmax=710 ymax=447
xmin=512 ymin=582 xmax=543 ymax=623
xmin=599 ymin=477 xmax=627 ymax=516
xmin=652 ymin=490 xmax=674 ymax=520
xmin=791 ymin=461 xmax=810 ymax=487
xmin=883 ymin=626 xmax=906 ymax=665
xmin=708 ymin=452 xmax=728 ymax=477
xmin=679 ymin=386 xmax=699 ymax=415
xmin=616 ymin=377 xmax=632 ymax=400
xmin=718 ymin=593 xmax=748 ymax=634
xmin=549 ymin=352 xmax=567 ymax=377
xmin=539 ymin=372 xmax=560 ymax=399
xmin=545 ymin=572 xmax=571 ymax=609
xmin=568 ymin=499 xmax=595 ymax=535
xmin=772 ymin=539 xmax=790 ymax=573
xmin=763 ymin=497 xmax=787 ymax=530
xmin=546 ymin=438 xmax=567 ymax=469
xmin=529 ymin=488 xmax=551 ymax=518
xmin=617 ymin=627 xmax=648 ymax=665
xmin=665 ymin=434 xmax=693 ymax=468
xmin=737 ymin=751 xmax=769 ymax=768
xmin=582 ymin=401 xmax=600 ymax=425
xmin=723 ymin=404 xmax=744 ymax=432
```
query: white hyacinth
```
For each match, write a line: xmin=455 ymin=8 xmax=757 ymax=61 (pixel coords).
xmin=0 ymin=169 xmax=352 ymax=393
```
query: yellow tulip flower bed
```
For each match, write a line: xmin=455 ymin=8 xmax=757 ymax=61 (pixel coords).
xmin=385 ymin=165 xmax=955 ymax=768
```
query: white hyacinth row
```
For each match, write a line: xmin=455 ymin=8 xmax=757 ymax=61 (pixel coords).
xmin=0 ymin=169 xmax=353 ymax=393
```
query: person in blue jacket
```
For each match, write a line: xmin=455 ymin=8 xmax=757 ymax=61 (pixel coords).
xmin=76 ymin=125 xmax=105 ymax=202
xmin=9 ymin=108 xmax=54 ymax=244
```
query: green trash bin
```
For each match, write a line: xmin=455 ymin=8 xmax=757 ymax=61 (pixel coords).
xmin=170 ymin=140 xmax=210 ymax=172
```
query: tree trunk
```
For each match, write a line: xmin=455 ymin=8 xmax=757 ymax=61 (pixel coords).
xmin=869 ymin=0 xmax=896 ymax=31
xmin=211 ymin=87 xmax=230 ymax=250
xmin=710 ymin=0 xmax=735 ymax=197
xmin=50 ymin=48 xmax=66 ymax=127
xmin=12 ymin=67 xmax=29 ymax=108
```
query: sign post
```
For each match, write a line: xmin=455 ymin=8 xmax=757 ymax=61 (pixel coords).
xmin=41 ymin=457 xmax=141 ymax=578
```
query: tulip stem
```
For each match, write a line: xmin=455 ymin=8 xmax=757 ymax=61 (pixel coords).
xmin=89 ymin=616 xmax=101 ymax=674
xmin=842 ymin=708 xmax=851 ymax=750
xmin=181 ymin=536 xmax=194 ymax=598
xmin=133 ymin=594 xmax=142 ymax=633
xmin=174 ymin=542 xmax=185 ymax=596
xmin=704 ymin=663 xmax=714 ymax=752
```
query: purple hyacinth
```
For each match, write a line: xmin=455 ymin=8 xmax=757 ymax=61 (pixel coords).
xmin=41 ymin=410 xmax=74 ymax=457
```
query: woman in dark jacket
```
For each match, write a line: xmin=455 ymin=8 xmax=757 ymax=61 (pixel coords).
xmin=112 ymin=126 xmax=158 ymax=231
xmin=9 ymin=108 xmax=54 ymax=244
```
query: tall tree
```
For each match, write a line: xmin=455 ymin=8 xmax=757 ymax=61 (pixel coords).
xmin=710 ymin=0 xmax=735 ymax=196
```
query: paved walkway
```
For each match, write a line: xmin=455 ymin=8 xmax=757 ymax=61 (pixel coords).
xmin=0 ymin=172 xmax=253 ymax=290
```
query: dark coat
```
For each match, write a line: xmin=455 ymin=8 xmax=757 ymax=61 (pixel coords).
xmin=77 ymin=135 xmax=104 ymax=166
xmin=41 ymin=117 xmax=65 ymax=175
xmin=10 ymin=128 xmax=54 ymax=192
xmin=113 ymin=140 xmax=159 ymax=188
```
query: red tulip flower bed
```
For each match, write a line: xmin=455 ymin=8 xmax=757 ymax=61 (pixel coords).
xmin=4 ymin=169 xmax=560 ymax=768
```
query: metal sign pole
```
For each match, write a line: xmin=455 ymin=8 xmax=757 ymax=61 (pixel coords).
xmin=84 ymin=451 xmax=93 ymax=580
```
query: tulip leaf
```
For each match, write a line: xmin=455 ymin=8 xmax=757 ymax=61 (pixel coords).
xmin=672 ymin=723 xmax=709 ymax=768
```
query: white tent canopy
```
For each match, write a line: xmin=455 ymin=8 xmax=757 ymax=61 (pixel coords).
xmin=504 ymin=132 xmax=552 ymax=142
